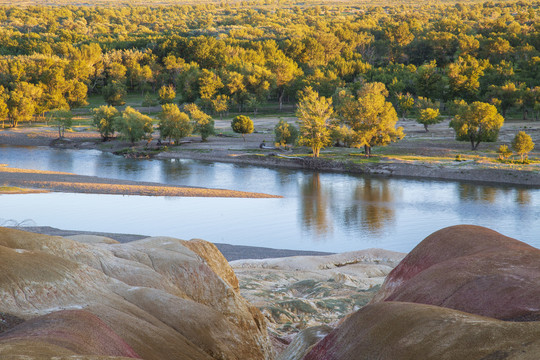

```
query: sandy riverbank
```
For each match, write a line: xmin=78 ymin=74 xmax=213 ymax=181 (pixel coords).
xmin=1 ymin=117 xmax=540 ymax=188
xmin=0 ymin=164 xmax=280 ymax=198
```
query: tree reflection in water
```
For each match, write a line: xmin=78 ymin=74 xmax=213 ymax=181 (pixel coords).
xmin=300 ymin=173 xmax=333 ymax=238
xmin=516 ymin=189 xmax=531 ymax=205
xmin=342 ymin=178 xmax=396 ymax=235
xmin=458 ymin=183 xmax=500 ymax=203
xmin=299 ymin=174 xmax=398 ymax=239
xmin=458 ymin=183 xmax=532 ymax=206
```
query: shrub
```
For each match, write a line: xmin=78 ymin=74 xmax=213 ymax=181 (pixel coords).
xmin=158 ymin=85 xmax=176 ymax=104
xmin=274 ymin=120 xmax=298 ymax=146
xmin=497 ymin=145 xmax=512 ymax=161
xmin=115 ymin=107 xmax=153 ymax=143
xmin=511 ymin=131 xmax=534 ymax=163
xmin=231 ymin=115 xmax=254 ymax=141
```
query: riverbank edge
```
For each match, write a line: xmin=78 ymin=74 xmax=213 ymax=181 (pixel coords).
xmin=2 ymin=128 xmax=538 ymax=188
xmin=156 ymin=150 xmax=540 ymax=188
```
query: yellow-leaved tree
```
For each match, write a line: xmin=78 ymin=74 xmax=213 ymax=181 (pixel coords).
xmin=336 ymin=82 xmax=404 ymax=157
xmin=449 ymin=101 xmax=504 ymax=150
xmin=296 ymin=87 xmax=333 ymax=158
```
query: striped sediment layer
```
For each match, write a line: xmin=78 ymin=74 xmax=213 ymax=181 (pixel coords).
xmin=0 ymin=165 xmax=280 ymax=198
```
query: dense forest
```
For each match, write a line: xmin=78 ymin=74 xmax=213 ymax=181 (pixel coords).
xmin=0 ymin=0 xmax=539 ymax=128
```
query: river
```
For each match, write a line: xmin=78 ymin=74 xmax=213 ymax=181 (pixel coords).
xmin=1 ymin=145 xmax=538 ymax=253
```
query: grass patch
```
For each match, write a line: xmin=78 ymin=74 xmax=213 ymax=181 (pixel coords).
xmin=347 ymin=156 xmax=381 ymax=164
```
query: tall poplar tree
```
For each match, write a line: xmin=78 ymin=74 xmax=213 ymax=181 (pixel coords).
xmin=296 ymin=87 xmax=333 ymax=158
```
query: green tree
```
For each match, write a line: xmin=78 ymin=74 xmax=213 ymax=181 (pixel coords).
xmin=384 ymin=22 xmax=414 ymax=62
xmin=274 ymin=119 xmax=299 ymax=146
xmin=0 ymin=86 xmax=8 ymax=128
xmin=142 ymin=93 xmax=159 ymax=107
xmin=176 ymin=62 xmax=201 ymax=103
xmin=336 ymin=82 xmax=404 ymax=157
xmin=449 ymin=101 xmax=504 ymax=150
xmin=415 ymin=97 xmax=442 ymax=132
xmin=115 ymin=107 xmax=154 ymax=143
xmin=48 ymin=109 xmax=72 ymax=139
xmin=222 ymin=70 xmax=246 ymax=111
xmin=198 ymin=69 xmax=223 ymax=105
xmin=231 ymin=115 xmax=254 ymax=142
xmin=103 ymin=80 xmax=127 ymax=106
xmin=65 ymin=80 xmax=88 ymax=109
xmin=396 ymin=93 xmax=414 ymax=119
xmin=158 ymin=104 xmax=192 ymax=144
xmin=211 ymin=94 xmax=229 ymax=119
xmin=415 ymin=61 xmax=444 ymax=100
xmin=184 ymin=103 xmax=214 ymax=142
xmin=296 ymin=87 xmax=333 ymax=157
xmin=92 ymin=105 xmax=119 ymax=140
xmin=331 ymin=125 xmax=356 ymax=148
xmin=417 ymin=108 xmax=441 ymax=132
xmin=7 ymin=82 xmax=42 ymax=127
xmin=245 ymin=94 xmax=261 ymax=115
xmin=267 ymin=53 xmax=302 ymax=111
xmin=447 ymin=56 xmax=488 ymax=101
xmin=512 ymin=131 xmax=534 ymax=162
xmin=488 ymin=82 xmax=521 ymax=117
xmin=158 ymin=85 xmax=176 ymax=104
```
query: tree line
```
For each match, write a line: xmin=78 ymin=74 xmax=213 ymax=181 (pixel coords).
xmin=0 ymin=1 xmax=539 ymax=128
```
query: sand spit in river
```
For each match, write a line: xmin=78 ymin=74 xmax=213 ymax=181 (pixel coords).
xmin=0 ymin=165 xmax=280 ymax=198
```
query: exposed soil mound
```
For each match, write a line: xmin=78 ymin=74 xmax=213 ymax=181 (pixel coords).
xmin=0 ymin=310 xmax=139 ymax=358
xmin=303 ymin=302 xmax=540 ymax=360
xmin=371 ymin=225 xmax=540 ymax=320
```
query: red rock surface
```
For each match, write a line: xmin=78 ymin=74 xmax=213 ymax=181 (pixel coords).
xmin=303 ymin=302 xmax=540 ymax=360
xmin=0 ymin=310 xmax=140 ymax=358
xmin=370 ymin=225 xmax=540 ymax=320
xmin=295 ymin=225 xmax=540 ymax=360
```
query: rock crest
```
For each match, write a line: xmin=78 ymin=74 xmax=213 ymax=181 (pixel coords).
xmin=0 ymin=227 xmax=273 ymax=359
xmin=298 ymin=225 xmax=540 ymax=359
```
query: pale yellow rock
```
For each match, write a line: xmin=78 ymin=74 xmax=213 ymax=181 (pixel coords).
xmin=0 ymin=227 xmax=274 ymax=360
xmin=231 ymin=249 xmax=405 ymax=338
xmin=67 ymin=234 xmax=120 ymax=244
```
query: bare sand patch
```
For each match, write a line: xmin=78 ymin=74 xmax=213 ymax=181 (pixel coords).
xmin=0 ymin=166 xmax=281 ymax=198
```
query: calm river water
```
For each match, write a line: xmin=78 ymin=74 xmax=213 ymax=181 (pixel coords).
xmin=1 ymin=145 xmax=539 ymax=253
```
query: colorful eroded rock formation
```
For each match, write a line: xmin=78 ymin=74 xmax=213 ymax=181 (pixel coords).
xmin=0 ymin=227 xmax=273 ymax=360
xmin=371 ymin=224 xmax=540 ymax=320
xmin=300 ymin=225 xmax=540 ymax=360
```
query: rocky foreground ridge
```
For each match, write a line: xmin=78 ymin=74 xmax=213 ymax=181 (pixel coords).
xmin=288 ymin=225 xmax=540 ymax=360
xmin=2 ymin=225 xmax=540 ymax=359
xmin=0 ymin=227 xmax=272 ymax=359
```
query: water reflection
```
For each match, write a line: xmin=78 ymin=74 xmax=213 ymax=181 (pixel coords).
xmin=458 ymin=183 xmax=533 ymax=206
xmin=300 ymin=173 xmax=332 ymax=238
xmin=516 ymin=189 xmax=531 ymax=205
xmin=48 ymin=149 xmax=74 ymax=173
xmin=340 ymin=178 xmax=396 ymax=236
xmin=160 ymin=158 xmax=190 ymax=184
xmin=458 ymin=183 xmax=500 ymax=203
xmin=0 ymin=145 xmax=539 ymax=253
